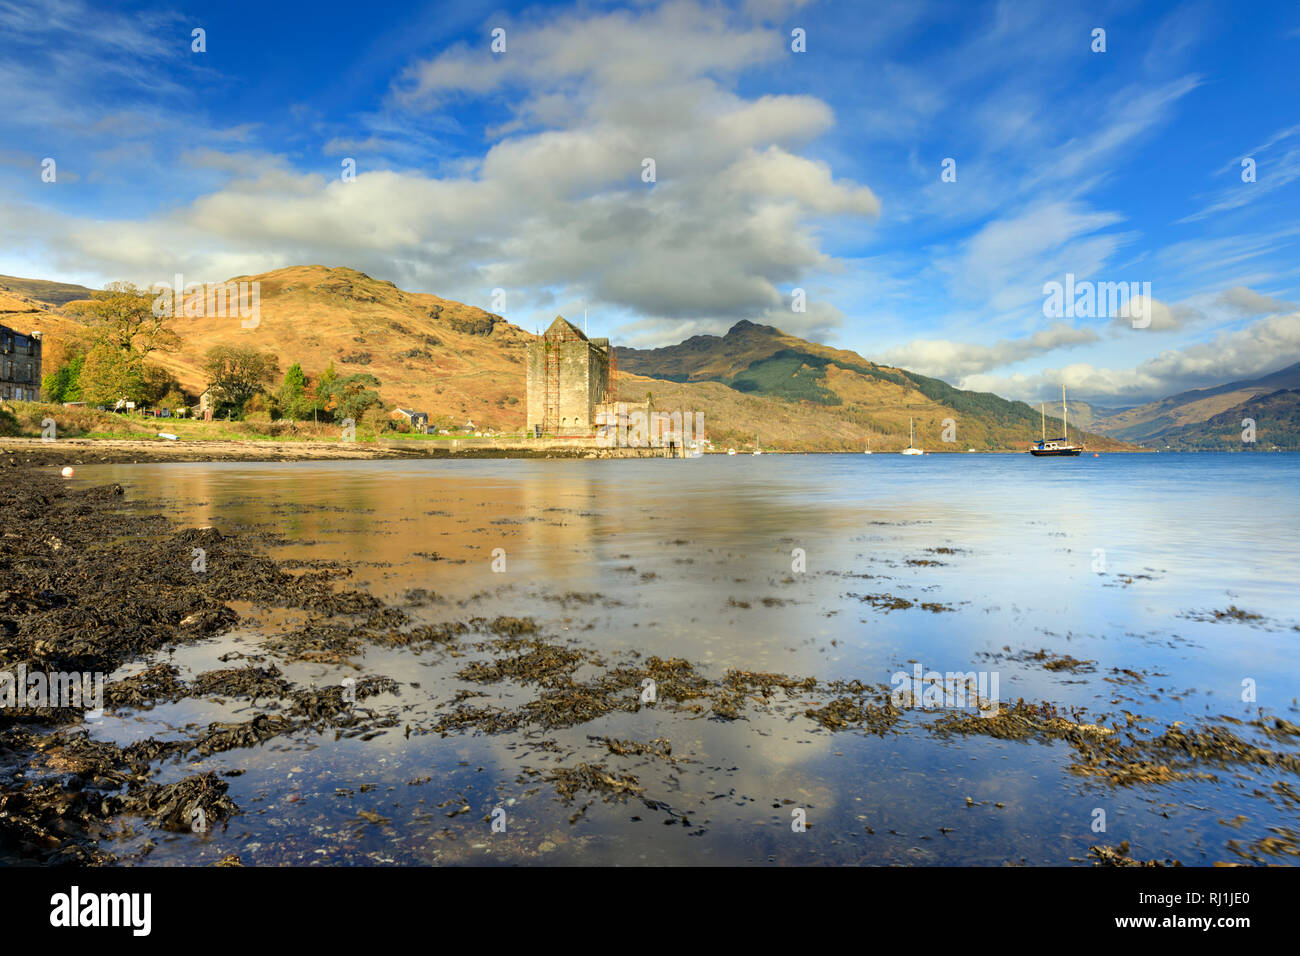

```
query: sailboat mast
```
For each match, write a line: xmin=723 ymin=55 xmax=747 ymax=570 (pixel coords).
xmin=1041 ymin=403 xmax=1045 ymax=441
xmin=1061 ymin=384 xmax=1068 ymax=439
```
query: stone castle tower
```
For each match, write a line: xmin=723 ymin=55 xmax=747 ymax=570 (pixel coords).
xmin=526 ymin=316 xmax=611 ymax=436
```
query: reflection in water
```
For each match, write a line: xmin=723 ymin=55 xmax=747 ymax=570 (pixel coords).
xmin=80 ymin=454 xmax=1300 ymax=865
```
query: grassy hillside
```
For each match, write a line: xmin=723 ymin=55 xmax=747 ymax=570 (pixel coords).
xmin=16 ymin=266 xmax=535 ymax=431
xmin=7 ymin=266 xmax=1136 ymax=451
xmin=617 ymin=319 xmax=1126 ymax=451
xmin=1148 ymin=388 xmax=1300 ymax=451
xmin=0 ymin=274 xmax=96 ymax=307
xmin=1089 ymin=362 xmax=1300 ymax=444
xmin=1038 ymin=398 xmax=1130 ymax=430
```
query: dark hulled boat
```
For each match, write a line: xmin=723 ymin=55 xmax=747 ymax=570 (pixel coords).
xmin=1030 ymin=386 xmax=1085 ymax=457
xmin=1030 ymin=438 xmax=1083 ymax=457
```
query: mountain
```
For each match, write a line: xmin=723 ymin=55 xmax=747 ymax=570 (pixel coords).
xmin=6 ymin=266 xmax=1133 ymax=451
xmin=1087 ymin=362 xmax=1300 ymax=444
xmin=11 ymin=265 xmax=535 ymax=428
xmin=615 ymin=319 xmax=1126 ymax=451
xmin=1145 ymin=388 xmax=1300 ymax=450
xmin=0 ymin=274 xmax=96 ymax=308
xmin=1036 ymin=398 xmax=1131 ymax=431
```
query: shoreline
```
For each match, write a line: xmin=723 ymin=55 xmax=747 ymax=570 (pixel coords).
xmin=0 ymin=437 xmax=638 ymax=464
xmin=0 ymin=437 xmax=1170 ymax=466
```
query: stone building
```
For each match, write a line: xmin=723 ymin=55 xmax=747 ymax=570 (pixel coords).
xmin=526 ymin=316 xmax=612 ymax=436
xmin=0 ymin=324 xmax=42 ymax=401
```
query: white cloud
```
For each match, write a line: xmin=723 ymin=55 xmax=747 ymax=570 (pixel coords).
xmin=879 ymin=322 xmax=1099 ymax=379
xmin=4 ymin=0 xmax=880 ymax=347
xmin=964 ymin=311 xmax=1300 ymax=403
xmin=943 ymin=201 xmax=1129 ymax=313
xmin=1216 ymin=285 xmax=1297 ymax=316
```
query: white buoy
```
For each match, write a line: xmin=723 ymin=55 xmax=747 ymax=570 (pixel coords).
xmin=60 ymin=466 xmax=73 ymax=478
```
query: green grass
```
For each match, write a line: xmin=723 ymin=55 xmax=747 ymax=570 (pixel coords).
xmin=386 ymin=432 xmax=517 ymax=442
xmin=0 ymin=401 xmax=391 ymax=443
xmin=725 ymin=349 xmax=842 ymax=405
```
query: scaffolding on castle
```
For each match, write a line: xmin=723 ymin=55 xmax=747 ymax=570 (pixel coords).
xmin=539 ymin=322 xmax=581 ymax=436
xmin=607 ymin=341 xmax=618 ymax=405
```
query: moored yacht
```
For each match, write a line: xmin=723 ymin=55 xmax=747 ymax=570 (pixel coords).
xmin=901 ymin=417 xmax=923 ymax=455
xmin=1030 ymin=386 xmax=1084 ymax=457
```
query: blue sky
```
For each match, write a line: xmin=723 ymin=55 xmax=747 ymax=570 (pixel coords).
xmin=2 ymin=0 xmax=1299 ymax=406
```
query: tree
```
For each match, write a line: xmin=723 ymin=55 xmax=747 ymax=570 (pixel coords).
xmin=39 ymin=332 xmax=91 ymax=403
xmin=58 ymin=283 xmax=179 ymax=406
xmin=141 ymin=363 xmax=183 ymax=405
xmin=201 ymin=345 xmax=281 ymax=413
xmin=42 ymin=354 xmax=85 ymax=403
xmin=159 ymin=388 xmax=188 ymax=411
xmin=319 ymin=371 xmax=382 ymax=423
xmin=79 ymin=343 xmax=145 ymax=404
xmin=276 ymin=362 xmax=318 ymax=419
xmin=67 ymin=282 xmax=180 ymax=359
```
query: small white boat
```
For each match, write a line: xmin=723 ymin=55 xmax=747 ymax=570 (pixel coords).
xmin=901 ymin=418 xmax=923 ymax=455
xmin=727 ymin=448 xmax=736 ymax=456
xmin=863 ymin=436 xmax=872 ymax=455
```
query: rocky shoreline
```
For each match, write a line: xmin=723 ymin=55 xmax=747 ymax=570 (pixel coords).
xmin=0 ymin=438 xmax=638 ymax=465
xmin=2 ymin=464 xmax=1297 ymax=865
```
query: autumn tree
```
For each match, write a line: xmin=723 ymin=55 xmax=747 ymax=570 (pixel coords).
xmin=202 ymin=345 xmax=281 ymax=413
xmin=319 ymin=370 xmax=382 ymax=422
xmin=62 ymin=282 xmax=180 ymax=404
xmin=79 ymin=343 xmax=146 ymax=405
xmin=40 ymin=331 xmax=92 ymax=403
xmin=68 ymin=282 xmax=180 ymax=358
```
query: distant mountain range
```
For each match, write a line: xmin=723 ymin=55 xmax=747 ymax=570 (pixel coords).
xmin=614 ymin=319 xmax=1125 ymax=450
xmin=1132 ymin=387 xmax=1300 ymax=450
xmin=0 ymin=265 xmax=1143 ymax=451
xmin=1036 ymin=398 xmax=1132 ymax=431
xmin=0 ymin=274 xmax=96 ymax=308
xmin=1081 ymin=362 xmax=1300 ymax=449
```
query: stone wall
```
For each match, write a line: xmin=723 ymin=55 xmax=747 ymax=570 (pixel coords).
xmin=0 ymin=324 xmax=42 ymax=402
xmin=525 ymin=323 xmax=611 ymax=436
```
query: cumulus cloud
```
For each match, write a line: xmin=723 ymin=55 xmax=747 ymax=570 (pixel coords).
xmin=882 ymin=282 xmax=1300 ymax=399
xmin=5 ymin=0 xmax=879 ymax=347
xmin=963 ymin=311 xmax=1300 ymax=403
xmin=1216 ymin=285 xmax=1296 ymax=316
xmin=879 ymin=322 xmax=1099 ymax=379
xmin=1105 ymin=285 xmax=1295 ymax=333
xmin=1107 ymin=294 xmax=1197 ymax=331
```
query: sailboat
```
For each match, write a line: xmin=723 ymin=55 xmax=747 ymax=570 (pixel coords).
xmin=863 ymin=435 xmax=872 ymax=455
xmin=1030 ymin=385 xmax=1084 ymax=456
xmin=753 ymin=434 xmax=762 ymax=455
xmin=901 ymin=417 xmax=923 ymax=455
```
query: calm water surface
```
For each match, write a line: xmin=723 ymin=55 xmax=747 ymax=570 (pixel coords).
xmin=74 ymin=453 xmax=1300 ymax=865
